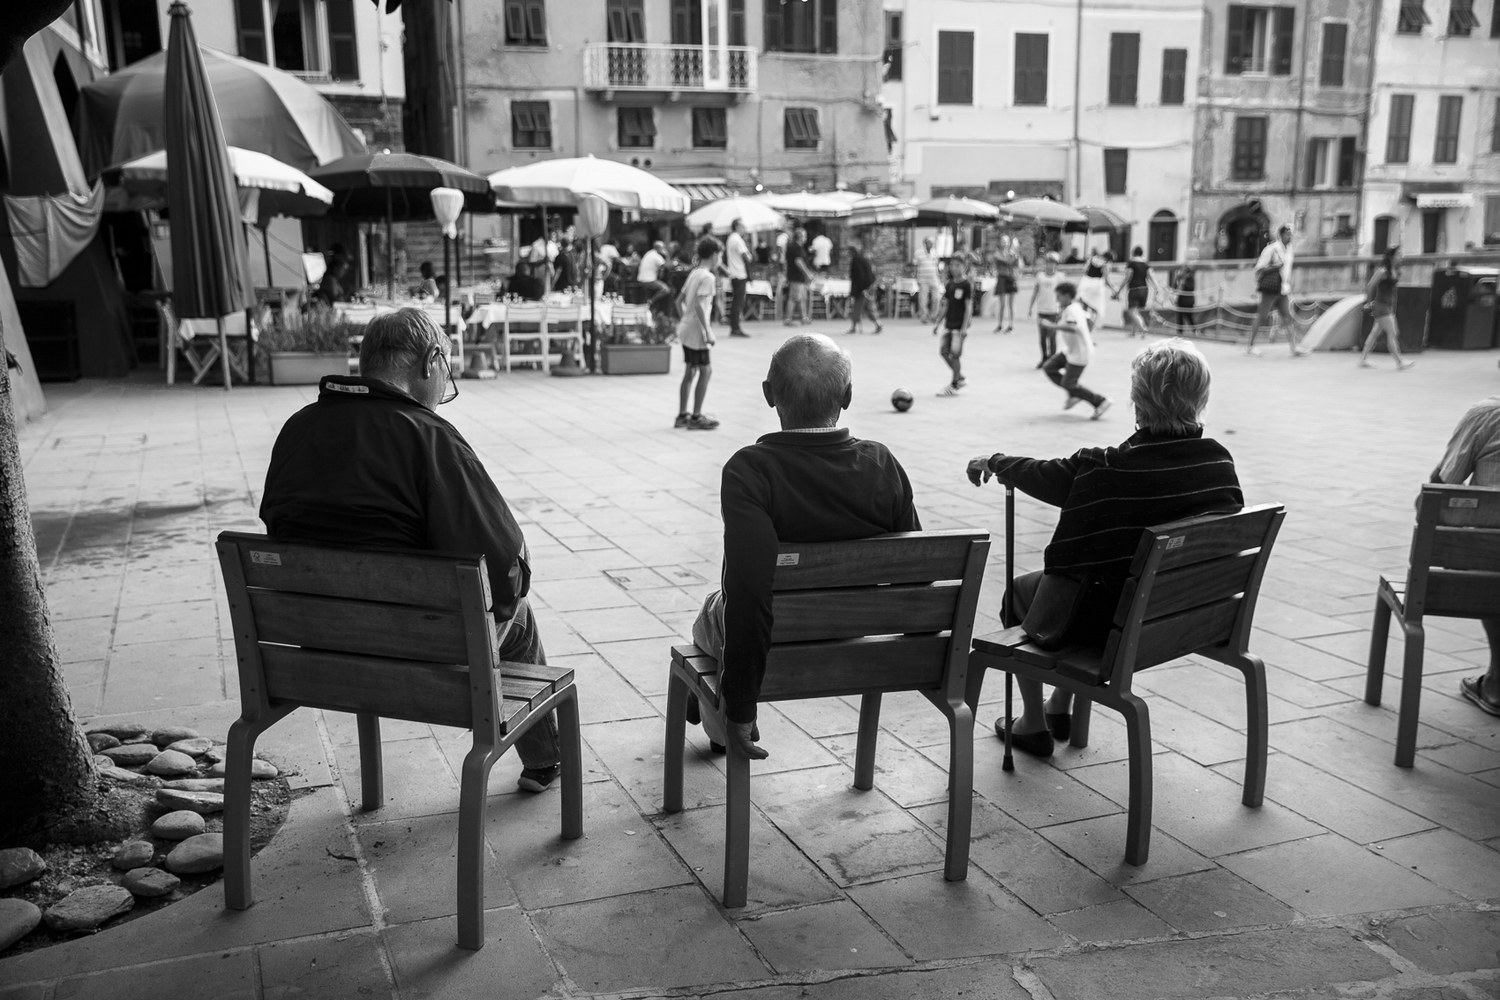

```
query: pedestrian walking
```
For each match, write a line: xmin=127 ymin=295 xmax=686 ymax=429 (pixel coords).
xmin=1040 ymin=281 xmax=1111 ymax=420
xmin=783 ymin=227 xmax=814 ymax=325
xmin=1028 ymin=251 xmax=1063 ymax=368
xmin=935 ymin=255 xmax=974 ymax=396
xmin=992 ymin=236 xmax=1019 ymax=333
xmin=1246 ymin=224 xmax=1308 ymax=357
xmin=846 ymin=236 xmax=882 ymax=335
xmin=1115 ymin=246 xmax=1156 ymax=337
xmin=1171 ymin=259 xmax=1197 ymax=332
xmin=1078 ymin=248 xmax=1111 ymax=330
xmin=915 ymin=238 xmax=944 ymax=323
xmin=724 ymin=218 xmax=753 ymax=338
xmin=1360 ymin=247 xmax=1416 ymax=370
xmin=674 ymin=236 xmax=723 ymax=431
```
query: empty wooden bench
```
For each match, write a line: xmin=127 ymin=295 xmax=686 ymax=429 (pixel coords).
xmin=968 ymin=505 xmax=1285 ymax=866
xmin=663 ymin=529 xmax=990 ymax=908
xmin=1365 ymin=483 xmax=1500 ymax=767
xmin=215 ymin=532 xmax=583 ymax=951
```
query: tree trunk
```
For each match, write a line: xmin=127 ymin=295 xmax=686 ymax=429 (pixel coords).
xmin=0 ymin=338 xmax=98 ymax=845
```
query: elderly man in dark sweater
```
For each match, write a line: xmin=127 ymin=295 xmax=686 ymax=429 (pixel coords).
xmin=967 ymin=338 xmax=1243 ymax=757
xmin=690 ymin=334 xmax=921 ymax=758
xmin=259 ymin=308 xmax=563 ymax=793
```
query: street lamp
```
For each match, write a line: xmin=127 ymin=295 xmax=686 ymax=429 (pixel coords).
xmin=430 ymin=186 xmax=464 ymax=338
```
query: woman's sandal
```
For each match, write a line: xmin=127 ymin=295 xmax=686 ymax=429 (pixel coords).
xmin=1460 ymin=676 xmax=1500 ymax=717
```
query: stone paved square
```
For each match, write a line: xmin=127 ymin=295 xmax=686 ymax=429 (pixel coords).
xmin=7 ymin=317 xmax=1500 ymax=997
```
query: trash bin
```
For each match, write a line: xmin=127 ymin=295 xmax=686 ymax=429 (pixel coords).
xmin=1429 ymin=266 xmax=1499 ymax=349
xmin=1360 ymin=285 xmax=1429 ymax=353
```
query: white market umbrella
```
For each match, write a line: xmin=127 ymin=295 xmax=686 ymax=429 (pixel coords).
xmin=846 ymin=195 xmax=918 ymax=227
xmin=686 ymin=196 xmax=785 ymax=235
xmin=998 ymin=197 xmax=1087 ymax=227
xmin=754 ymin=190 xmax=851 ymax=219
xmin=823 ymin=190 xmax=868 ymax=206
xmin=487 ymin=155 xmax=691 ymax=213
xmin=914 ymin=196 xmax=1001 ymax=223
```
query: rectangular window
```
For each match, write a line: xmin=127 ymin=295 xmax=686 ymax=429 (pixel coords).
xmin=1336 ymin=136 xmax=1357 ymax=187
xmin=1493 ymin=96 xmax=1500 ymax=152
xmin=511 ymin=101 xmax=552 ymax=148
xmin=728 ymin=0 xmax=745 ymax=46
xmin=937 ymin=31 xmax=974 ymax=105
xmin=607 ymin=0 xmax=645 ymax=42
xmin=1448 ymin=0 xmax=1480 ymax=34
xmin=1108 ymin=33 xmax=1139 ymax=104
xmin=326 ymin=0 xmax=357 ymax=80
xmin=1319 ymin=22 xmax=1346 ymax=86
xmin=617 ymin=106 xmax=656 ymax=148
xmin=784 ymin=107 xmax=821 ymax=149
xmin=1493 ymin=0 xmax=1500 ymax=37
xmin=1486 ymin=195 xmax=1500 ymax=245
xmin=236 ymin=0 xmax=266 ymax=63
xmin=692 ymin=106 xmax=727 ymax=148
xmin=1304 ymin=137 xmax=1329 ymax=187
xmin=1434 ymin=95 xmax=1462 ymax=163
xmin=1232 ymin=115 xmax=1268 ymax=179
xmin=505 ymin=0 xmax=547 ymax=46
xmin=1104 ymin=149 xmax=1128 ymax=194
xmin=670 ymin=0 xmax=701 ymax=44
xmin=1386 ymin=94 xmax=1414 ymax=162
xmin=1397 ymin=1 xmax=1430 ymax=33
xmin=884 ymin=11 xmax=902 ymax=81
xmin=1160 ymin=48 xmax=1187 ymax=105
xmin=764 ymin=0 xmax=835 ymax=53
xmin=1225 ymin=6 xmax=1294 ymax=75
xmin=1015 ymin=33 xmax=1049 ymax=105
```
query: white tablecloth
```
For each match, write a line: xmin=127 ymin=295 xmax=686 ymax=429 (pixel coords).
xmin=469 ymin=300 xmax=615 ymax=329
xmin=338 ymin=301 xmax=467 ymax=335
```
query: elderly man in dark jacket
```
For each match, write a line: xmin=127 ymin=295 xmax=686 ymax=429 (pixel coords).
xmin=259 ymin=307 xmax=562 ymax=792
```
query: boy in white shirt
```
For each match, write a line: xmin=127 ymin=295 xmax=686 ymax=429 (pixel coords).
xmin=1028 ymin=251 xmax=1062 ymax=368
xmin=675 ymin=236 xmax=723 ymax=430
xmin=724 ymin=219 xmax=752 ymax=338
xmin=809 ymin=231 xmax=834 ymax=272
xmin=1040 ymin=281 xmax=1111 ymax=420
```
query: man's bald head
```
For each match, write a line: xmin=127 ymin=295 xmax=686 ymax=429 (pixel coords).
xmin=764 ymin=334 xmax=852 ymax=429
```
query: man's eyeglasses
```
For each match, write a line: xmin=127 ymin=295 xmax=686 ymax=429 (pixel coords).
xmin=433 ymin=343 xmax=459 ymax=405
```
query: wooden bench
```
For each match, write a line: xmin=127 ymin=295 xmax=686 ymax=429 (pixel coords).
xmin=662 ymin=529 xmax=990 ymax=908
xmin=968 ymin=505 xmax=1285 ymax=866
xmin=1365 ymin=483 xmax=1500 ymax=767
xmin=215 ymin=532 xmax=583 ymax=951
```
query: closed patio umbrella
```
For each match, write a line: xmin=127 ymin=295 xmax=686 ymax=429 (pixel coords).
xmin=164 ymin=0 xmax=252 ymax=391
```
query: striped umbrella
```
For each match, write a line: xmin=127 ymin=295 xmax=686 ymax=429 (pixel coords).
xmin=846 ymin=195 xmax=918 ymax=227
xmin=1065 ymin=204 xmax=1132 ymax=234
xmin=164 ymin=0 xmax=252 ymax=390
xmin=997 ymin=198 xmax=1087 ymax=227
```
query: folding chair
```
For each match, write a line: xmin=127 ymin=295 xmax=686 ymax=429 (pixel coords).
xmin=544 ymin=306 xmax=583 ymax=372
xmin=501 ymin=303 xmax=548 ymax=372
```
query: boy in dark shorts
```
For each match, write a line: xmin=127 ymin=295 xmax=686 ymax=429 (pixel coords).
xmin=1115 ymin=245 xmax=1155 ymax=337
xmin=935 ymin=255 xmax=974 ymax=396
xmin=675 ymin=236 xmax=723 ymax=430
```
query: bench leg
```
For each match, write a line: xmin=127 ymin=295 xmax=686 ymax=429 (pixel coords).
xmin=356 ymin=713 xmax=383 ymax=811
xmin=455 ymin=741 xmax=498 ymax=951
xmin=557 ymin=691 xmax=584 ymax=840
xmin=853 ymin=693 xmax=882 ymax=791
xmin=1071 ymin=696 xmax=1093 ymax=749
xmin=1120 ymin=694 xmax=1153 ymax=866
xmin=1365 ymin=593 xmax=1393 ymax=706
xmin=1395 ymin=624 xmax=1425 ymax=768
xmin=943 ymin=701 xmax=974 ymax=882
xmin=722 ymin=747 xmax=751 ymax=909
xmin=663 ymin=671 xmax=689 ymax=814
xmin=223 ymin=715 xmax=271 ymax=911
xmin=1235 ymin=654 xmax=1268 ymax=807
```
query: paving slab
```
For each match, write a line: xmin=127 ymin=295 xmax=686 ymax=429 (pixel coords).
xmin=845 ymin=869 xmax=1064 ymax=960
xmin=1221 ymin=833 xmax=1461 ymax=916
xmin=1377 ymin=909 xmax=1500 ymax=975
xmin=1048 ymin=898 xmax=1175 ymax=943
xmin=1375 ymin=828 xmax=1500 ymax=901
xmin=1227 ymin=751 xmax=1437 ymax=844
xmin=583 ymin=716 xmax=724 ymax=813
xmin=715 ymin=959 xmax=1033 ymax=1000
xmin=819 ymin=732 xmax=955 ymax=809
xmin=736 ymin=900 xmax=912 ymax=973
xmin=1122 ymin=867 xmax=1298 ymax=932
xmin=384 ymin=906 xmax=558 ymax=999
xmin=52 ymin=949 xmax=256 ymax=1000
xmin=962 ymin=736 xmax=1124 ymax=830
xmin=357 ymin=810 xmax=519 ymax=925
xmin=1036 ymin=813 xmax=1216 ymax=887
xmin=257 ymin=930 xmax=392 ymax=998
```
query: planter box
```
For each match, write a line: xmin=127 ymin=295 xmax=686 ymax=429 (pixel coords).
xmin=600 ymin=342 xmax=671 ymax=375
xmin=268 ymin=352 xmax=348 ymax=386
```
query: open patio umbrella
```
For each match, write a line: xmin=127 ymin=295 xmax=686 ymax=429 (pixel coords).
xmin=310 ymin=151 xmax=491 ymax=300
xmin=686 ymin=196 xmax=784 ymax=235
xmin=487 ymin=156 xmax=691 ymax=214
xmin=1065 ymin=204 xmax=1131 ymax=234
xmin=75 ymin=45 xmax=364 ymax=177
xmin=846 ymin=195 xmax=919 ymax=227
xmin=163 ymin=1 xmax=253 ymax=391
xmin=753 ymin=190 xmax=851 ymax=219
xmin=997 ymin=197 xmax=1087 ymax=227
xmin=913 ymin=196 xmax=1001 ymax=224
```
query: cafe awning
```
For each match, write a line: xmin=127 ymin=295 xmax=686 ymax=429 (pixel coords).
xmin=1415 ymin=192 xmax=1474 ymax=209
xmin=671 ymin=178 xmax=736 ymax=203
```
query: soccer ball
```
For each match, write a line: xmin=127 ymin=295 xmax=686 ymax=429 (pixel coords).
xmin=891 ymin=387 xmax=914 ymax=412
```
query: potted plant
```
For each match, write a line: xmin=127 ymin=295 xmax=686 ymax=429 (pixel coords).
xmin=258 ymin=304 xmax=362 ymax=385
xmin=599 ymin=307 xmax=673 ymax=375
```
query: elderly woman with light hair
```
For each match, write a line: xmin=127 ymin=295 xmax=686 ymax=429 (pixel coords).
xmin=966 ymin=338 xmax=1244 ymax=758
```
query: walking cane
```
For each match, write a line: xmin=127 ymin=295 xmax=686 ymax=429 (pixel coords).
xmin=1003 ymin=484 xmax=1015 ymax=773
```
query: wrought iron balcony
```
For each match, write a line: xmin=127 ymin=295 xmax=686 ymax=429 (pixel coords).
xmin=583 ymin=43 xmax=757 ymax=94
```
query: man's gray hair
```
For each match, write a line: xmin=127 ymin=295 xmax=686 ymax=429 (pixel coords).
xmin=1130 ymin=338 xmax=1211 ymax=435
xmin=359 ymin=307 xmax=446 ymax=377
xmin=767 ymin=334 xmax=851 ymax=428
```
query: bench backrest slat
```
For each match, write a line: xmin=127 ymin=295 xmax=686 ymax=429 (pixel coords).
xmin=1432 ymin=484 xmax=1500 ymax=528
xmin=761 ymin=634 xmax=951 ymax=699
xmin=1430 ymin=526 xmax=1500 ymax=571
xmin=259 ymin=645 xmax=474 ymax=729
xmin=1424 ymin=569 xmax=1500 ymax=618
xmin=771 ymin=531 xmax=974 ymax=590
xmin=232 ymin=536 xmax=492 ymax=610
xmin=771 ymin=583 xmax=959 ymax=644
xmin=1113 ymin=549 xmax=1257 ymax=628
xmin=249 ymin=590 xmax=472 ymax=664
xmin=1405 ymin=485 xmax=1500 ymax=620
xmin=1130 ymin=506 xmax=1279 ymax=576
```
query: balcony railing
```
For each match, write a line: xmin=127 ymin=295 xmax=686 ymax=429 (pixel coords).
xmin=583 ymin=43 xmax=757 ymax=93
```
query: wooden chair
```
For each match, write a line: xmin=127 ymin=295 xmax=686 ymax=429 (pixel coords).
xmin=1365 ymin=483 xmax=1500 ymax=767
xmin=543 ymin=306 xmax=582 ymax=372
xmin=968 ymin=504 xmax=1285 ymax=866
xmin=500 ymin=302 xmax=547 ymax=372
xmin=663 ymin=529 xmax=990 ymax=908
xmin=214 ymin=532 xmax=583 ymax=951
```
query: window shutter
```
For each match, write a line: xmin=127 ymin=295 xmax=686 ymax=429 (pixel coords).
xmin=525 ymin=0 xmax=547 ymax=43
xmin=505 ymin=1 xmax=525 ymax=42
xmin=1319 ymin=22 xmax=1346 ymax=87
xmin=1109 ymin=34 xmax=1139 ymax=104
xmin=764 ymin=4 xmax=781 ymax=52
xmin=236 ymin=0 xmax=266 ymax=63
xmin=819 ymin=0 xmax=837 ymax=53
xmin=937 ymin=32 xmax=954 ymax=103
xmin=514 ymin=105 xmax=534 ymax=133
xmin=1161 ymin=48 xmax=1186 ymax=104
xmin=639 ymin=107 xmax=657 ymax=138
xmin=671 ymin=0 xmax=698 ymax=44
xmin=785 ymin=109 xmax=806 ymax=145
xmin=1271 ymin=7 xmax=1295 ymax=75
xmin=1303 ymin=140 xmax=1321 ymax=188
xmin=534 ymin=104 xmax=551 ymax=134
xmin=1015 ymin=33 xmax=1048 ymax=105
xmin=802 ymin=108 xmax=821 ymax=141
xmin=1493 ymin=96 xmax=1500 ymax=153
xmin=1104 ymin=149 xmax=1128 ymax=194
xmin=956 ymin=32 xmax=973 ymax=103
xmin=607 ymin=0 xmax=626 ymax=42
xmin=728 ymin=0 xmax=745 ymax=46
xmin=1435 ymin=95 xmax=1462 ymax=163
xmin=1386 ymin=94 xmax=1413 ymax=163
xmin=1336 ymin=136 xmax=1357 ymax=187
xmin=1492 ymin=0 xmax=1499 ymax=38
xmin=1225 ymin=5 xmax=1246 ymax=75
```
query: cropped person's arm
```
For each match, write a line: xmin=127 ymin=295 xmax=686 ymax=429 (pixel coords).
xmin=984 ymin=452 xmax=1081 ymax=508
xmin=425 ymin=438 xmax=531 ymax=620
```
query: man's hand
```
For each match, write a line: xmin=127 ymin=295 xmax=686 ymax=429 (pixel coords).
xmin=728 ymin=721 xmax=769 ymax=760
xmin=966 ymin=455 xmax=994 ymax=487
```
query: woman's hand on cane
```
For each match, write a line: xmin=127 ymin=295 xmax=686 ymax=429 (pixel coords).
xmin=967 ymin=455 xmax=995 ymax=487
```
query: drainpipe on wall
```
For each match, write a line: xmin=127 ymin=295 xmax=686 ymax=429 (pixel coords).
xmin=1289 ymin=6 xmax=1310 ymax=242
xmin=575 ymin=87 xmax=584 ymax=156
xmin=1073 ymin=0 xmax=1084 ymax=201
xmin=1352 ymin=0 xmax=1383 ymax=252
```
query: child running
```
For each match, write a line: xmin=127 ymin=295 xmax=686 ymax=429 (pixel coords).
xmin=935 ymin=255 xmax=974 ymax=396
xmin=674 ymin=236 xmax=723 ymax=430
xmin=1040 ymin=281 xmax=1111 ymax=420
xmin=1028 ymin=251 xmax=1062 ymax=368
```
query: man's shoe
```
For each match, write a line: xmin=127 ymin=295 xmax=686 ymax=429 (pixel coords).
xmin=685 ymin=697 xmax=701 ymax=726
xmin=937 ymin=384 xmax=959 ymax=397
xmin=1092 ymin=399 xmax=1112 ymax=420
xmin=1398 ymin=361 xmax=1416 ymax=370
xmin=1063 ymin=395 xmax=1081 ymax=410
xmin=1358 ymin=359 xmax=1373 ymax=368
xmin=730 ymin=331 xmax=750 ymax=338
xmin=993 ymin=718 xmax=1054 ymax=758
xmin=674 ymin=413 xmax=690 ymax=428
xmin=956 ymin=376 xmax=968 ymax=388
xmin=687 ymin=414 xmax=720 ymax=430
xmin=1046 ymin=711 xmax=1071 ymax=741
xmin=1244 ymin=347 xmax=1263 ymax=357
xmin=517 ymin=765 xmax=561 ymax=793
xmin=1460 ymin=676 xmax=1500 ymax=717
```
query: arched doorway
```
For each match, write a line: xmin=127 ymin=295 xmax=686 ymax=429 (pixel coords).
xmin=1216 ymin=202 xmax=1270 ymax=260
xmin=1148 ymin=210 xmax=1178 ymax=261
